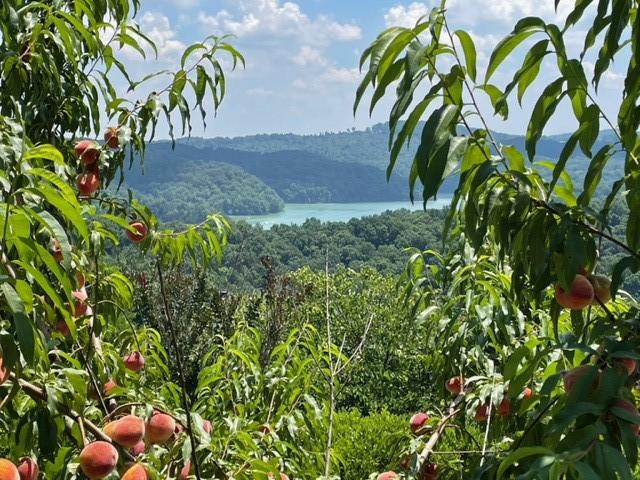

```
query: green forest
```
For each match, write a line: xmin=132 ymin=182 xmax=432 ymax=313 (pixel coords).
xmin=1 ymin=1 xmax=640 ymax=480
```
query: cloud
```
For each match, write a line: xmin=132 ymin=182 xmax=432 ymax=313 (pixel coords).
xmin=384 ymin=2 xmax=429 ymax=28
xmin=321 ymin=67 xmax=361 ymax=84
xmin=384 ymin=1 xmax=574 ymax=28
xmin=247 ymin=87 xmax=275 ymax=96
xmin=293 ymin=46 xmax=328 ymax=66
xmin=197 ymin=0 xmax=361 ymax=45
xmin=137 ymin=12 xmax=185 ymax=61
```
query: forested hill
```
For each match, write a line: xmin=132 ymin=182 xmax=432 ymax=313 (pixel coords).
xmin=122 ymin=126 xmax=622 ymax=222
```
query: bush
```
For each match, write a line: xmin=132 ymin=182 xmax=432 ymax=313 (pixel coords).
xmin=333 ymin=410 xmax=408 ymax=480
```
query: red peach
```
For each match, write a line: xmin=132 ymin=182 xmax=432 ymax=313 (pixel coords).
xmin=203 ymin=420 xmax=212 ymax=434
xmin=177 ymin=461 xmax=190 ymax=480
xmin=522 ymin=387 xmax=533 ymax=400
xmin=145 ymin=413 xmax=175 ymax=444
xmin=590 ymin=274 xmax=612 ymax=305
xmin=612 ymin=399 xmax=640 ymax=435
xmin=16 ymin=458 xmax=38 ymax=480
xmin=475 ymin=404 xmax=490 ymax=422
xmin=555 ymin=275 xmax=594 ymax=310
xmin=79 ymin=441 xmax=118 ymax=479
xmin=422 ymin=463 xmax=438 ymax=480
xmin=615 ymin=358 xmax=637 ymax=377
xmin=74 ymin=140 xmax=100 ymax=165
xmin=0 ymin=357 xmax=9 ymax=385
xmin=377 ymin=472 xmax=398 ymax=480
xmin=0 ymin=460 xmax=19 ymax=480
xmin=103 ymin=128 xmax=120 ymax=150
xmin=121 ymin=464 xmax=148 ymax=480
xmin=126 ymin=221 xmax=148 ymax=243
xmin=564 ymin=365 xmax=598 ymax=393
xmin=77 ymin=172 xmax=100 ymax=197
xmin=123 ymin=352 xmax=145 ymax=372
xmin=497 ymin=397 xmax=511 ymax=417
xmin=104 ymin=415 xmax=145 ymax=448
xmin=131 ymin=441 xmax=145 ymax=457
xmin=409 ymin=412 xmax=429 ymax=434
xmin=445 ymin=376 xmax=464 ymax=395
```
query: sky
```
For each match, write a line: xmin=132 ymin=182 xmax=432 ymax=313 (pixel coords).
xmin=117 ymin=0 xmax=625 ymax=139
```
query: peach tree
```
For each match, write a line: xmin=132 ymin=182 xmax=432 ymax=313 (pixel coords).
xmin=358 ymin=0 xmax=640 ymax=479
xmin=0 ymin=1 xmax=327 ymax=479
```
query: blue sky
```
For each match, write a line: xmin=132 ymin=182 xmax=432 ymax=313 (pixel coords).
xmin=120 ymin=1 xmax=623 ymax=139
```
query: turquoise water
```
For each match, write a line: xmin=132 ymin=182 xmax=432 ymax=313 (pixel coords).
xmin=232 ymin=199 xmax=452 ymax=228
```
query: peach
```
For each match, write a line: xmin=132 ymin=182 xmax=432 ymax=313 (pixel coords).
xmin=409 ymin=412 xmax=429 ymax=433
xmin=422 ymin=463 xmax=438 ymax=480
xmin=475 ymin=404 xmax=490 ymax=422
xmin=267 ymin=474 xmax=289 ymax=480
xmin=377 ymin=472 xmax=398 ymax=480
xmin=123 ymin=352 xmax=145 ymax=372
xmin=16 ymin=458 xmax=38 ymax=480
xmin=555 ymin=275 xmax=594 ymax=310
xmin=104 ymin=128 xmax=120 ymax=150
xmin=497 ymin=397 xmax=511 ymax=417
xmin=203 ymin=420 xmax=212 ymax=434
xmin=104 ymin=378 xmax=117 ymax=395
xmin=79 ymin=441 xmax=118 ymax=479
xmin=522 ymin=387 xmax=533 ymax=400
xmin=564 ymin=365 xmax=598 ymax=393
xmin=126 ymin=221 xmax=148 ymax=243
xmin=104 ymin=415 xmax=145 ymax=448
xmin=590 ymin=275 xmax=612 ymax=304
xmin=0 ymin=460 xmax=19 ymax=480
xmin=52 ymin=239 xmax=63 ymax=263
xmin=145 ymin=413 xmax=175 ymax=444
xmin=612 ymin=399 xmax=640 ymax=435
xmin=74 ymin=140 xmax=100 ymax=165
xmin=445 ymin=376 xmax=464 ymax=395
xmin=615 ymin=358 xmax=637 ymax=377
xmin=55 ymin=320 xmax=70 ymax=336
xmin=77 ymin=172 xmax=100 ymax=197
xmin=131 ymin=441 xmax=145 ymax=457
xmin=177 ymin=461 xmax=190 ymax=480
xmin=121 ymin=464 xmax=147 ymax=480
xmin=0 ymin=357 xmax=9 ymax=385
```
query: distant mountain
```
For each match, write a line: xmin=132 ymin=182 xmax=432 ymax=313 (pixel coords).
xmin=122 ymin=125 xmax=624 ymax=222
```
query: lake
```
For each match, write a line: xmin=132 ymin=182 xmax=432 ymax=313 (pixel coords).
xmin=232 ymin=199 xmax=453 ymax=228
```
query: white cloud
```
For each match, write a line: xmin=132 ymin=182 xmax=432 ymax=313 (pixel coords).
xmin=293 ymin=46 xmax=328 ymax=66
xmin=138 ymin=12 xmax=185 ymax=61
xmin=384 ymin=2 xmax=429 ymax=28
xmin=384 ymin=1 xmax=574 ymax=28
xmin=247 ymin=87 xmax=275 ymax=96
xmin=321 ymin=67 xmax=361 ymax=84
xmin=198 ymin=0 xmax=361 ymax=45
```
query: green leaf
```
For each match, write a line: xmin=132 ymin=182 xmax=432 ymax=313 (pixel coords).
xmin=525 ymin=77 xmax=565 ymax=160
xmin=180 ymin=43 xmax=206 ymax=69
xmin=22 ymin=145 xmax=64 ymax=165
xmin=497 ymin=446 xmax=554 ymax=479
xmin=454 ymin=30 xmax=477 ymax=81
xmin=577 ymin=145 xmax=613 ymax=206
xmin=486 ymin=27 xmax=540 ymax=81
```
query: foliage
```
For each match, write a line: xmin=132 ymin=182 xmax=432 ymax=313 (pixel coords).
xmin=358 ymin=0 xmax=640 ymax=478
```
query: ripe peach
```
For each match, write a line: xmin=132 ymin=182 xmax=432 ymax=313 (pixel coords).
xmin=16 ymin=458 xmax=38 ymax=480
xmin=55 ymin=320 xmax=70 ymax=336
xmin=126 ymin=221 xmax=148 ymax=243
xmin=0 ymin=459 xmax=19 ymax=480
xmin=522 ymin=387 xmax=533 ymax=400
xmin=145 ymin=413 xmax=175 ymax=444
xmin=104 ymin=415 xmax=145 ymax=448
xmin=563 ymin=365 xmax=598 ymax=393
xmin=445 ymin=376 xmax=464 ymax=395
xmin=555 ymin=275 xmax=594 ymax=310
xmin=612 ymin=399 xmax=640 ymax=435
xmin=131 ymin=441 xmax=145 ymax=457
xmin=177 ymin=461 xmax=190 ymax=480
xmin=377 ymin=472 xmax=398 ymax=480
xmin=267 ymin=474 xmax=289 ymax=480
xmin=203 ymin=420 xmax=212 ymax=434
xmin=74 ymin=140 xmax=100 ymax=165
xmin=77 ymin=172 xmax=100 ymax=197
xmin=409 ymin=412 xmax=429 ymax=434
xmin=497 ymin=397 xmax=511 ymax=417
xmin=79 ymin=441 xmax=118 ymax=479
xmin=104 ymin=378 xmax=117 ymax=395
xmin=104 ymin=128 xmax=120 ymax=150
xmin=121 ymin=464 xmax=148 ymax=480
xmin=590 ymin=275 xmax=612 ymax=305
xmin=0 ymin=357 xmax=9 ymax=385
xmin=475 ymin=404 xmax=490 ymax=422
xmin=123 ymin=352 xmax=145 ymax=372
xmin=615 ymin=358 xmax=637 ymax=377
xmin=52 ymin=239 xmax=63 ymax=263
xmin=422 ymin=463 xmax=438 ymax=480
